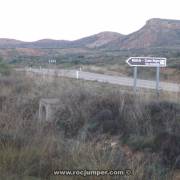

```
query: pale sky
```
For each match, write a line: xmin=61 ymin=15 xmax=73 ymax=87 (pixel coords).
xmin=0 ymin=0 xmax=180 ymax=41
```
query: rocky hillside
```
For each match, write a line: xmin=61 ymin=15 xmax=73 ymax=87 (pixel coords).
xmin=72 ymin=31 xmax=124 ymax=48
xmin=0 ymin=38 xmax=23 ymax=48
xmin=105 ymin=18 xmax=180 ymax=49
xmin=0 ymin=32 xmax=123 ymax=49
xmin=1 ymin=18 xmax=180 ymax=71
xmin=1 ymin=18 xmax=180 ymax=50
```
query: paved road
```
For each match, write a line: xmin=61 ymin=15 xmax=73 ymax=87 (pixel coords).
xmin=18 ymin=68 xmax=180 ymax=92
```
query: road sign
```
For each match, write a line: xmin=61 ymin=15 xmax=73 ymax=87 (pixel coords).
xmin=48 ymin=59 xmax=56 ymax=64
xmin=126 ymin=56 xmax=167 ymax=96
xmin=126 ymin=57 xmax=166 ymax=67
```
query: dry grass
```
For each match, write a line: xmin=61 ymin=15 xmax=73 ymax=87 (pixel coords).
xmin=0 ymin=72 xmax=179 ymax=179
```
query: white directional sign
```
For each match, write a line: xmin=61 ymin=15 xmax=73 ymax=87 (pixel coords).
xmin=49 ymin=59 xmax=56 ymax=64
xmin=126 ymin=56 xmax=167 ymax=95
xmin=126 ymin=57 xmax=167 ymax=67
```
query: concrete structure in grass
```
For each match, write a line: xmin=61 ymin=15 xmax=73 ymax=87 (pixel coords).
xmin=39 ymin=98 xmax=60 ymax=121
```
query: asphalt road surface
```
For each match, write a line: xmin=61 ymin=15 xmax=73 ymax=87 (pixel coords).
xmin=19 ymin=68 xmax=180 ymax=92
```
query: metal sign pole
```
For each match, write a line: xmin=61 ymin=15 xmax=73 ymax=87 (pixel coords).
xmin=134 ymin=66 xmax=137 ymax=93
xmin=156 ymin=64 xmax=160 ymax=97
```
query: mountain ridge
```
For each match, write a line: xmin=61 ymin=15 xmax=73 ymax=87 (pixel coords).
xmin=1 ymin=18 xmax=180 ymax=50
xmin=103 ymin=18 xmax=180 ymax=50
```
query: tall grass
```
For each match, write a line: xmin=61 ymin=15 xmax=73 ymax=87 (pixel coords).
xmin=0 ymin=72 xmax=179 ymax=179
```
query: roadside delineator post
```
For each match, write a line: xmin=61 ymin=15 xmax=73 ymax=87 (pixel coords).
xmin=76 ymin=71 xmax=79 ymax=79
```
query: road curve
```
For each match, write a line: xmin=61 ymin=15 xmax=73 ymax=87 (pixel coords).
xmin=17 ymin=68 xmax=180 ymax=92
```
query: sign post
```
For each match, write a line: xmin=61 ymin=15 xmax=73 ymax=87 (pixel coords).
xmin=126 ymin=57 xmax=167 ymax=95
xmin=134 ymin=66 xmax=137 ymax=92
xmin=156 ymin=64 xmax=160 ymax=96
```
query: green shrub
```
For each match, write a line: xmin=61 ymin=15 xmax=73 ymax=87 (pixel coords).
xmin=0 ymin=59 xmax=11 ymax=76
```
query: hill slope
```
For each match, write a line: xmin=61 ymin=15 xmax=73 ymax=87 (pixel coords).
xmin=0 ymin=32 xmax=123 ymax=49
xmin=72 ymin=31 xmax=124 ymax=48
xmin=1 ymin=18 xmax=180 ymax=73
xmin=1 ymin=18 xmax=180 ymax=50
xmin=105 ymin=18 xmax=180 ymax=50
xmin=0 ymin=38 xmax=23 ymax=48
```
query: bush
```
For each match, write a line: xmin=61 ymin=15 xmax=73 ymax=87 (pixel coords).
xmin=0 ymin=73 xmax=179 ymax=179
xmin=0 ymin=59 xmax=11 ymax=76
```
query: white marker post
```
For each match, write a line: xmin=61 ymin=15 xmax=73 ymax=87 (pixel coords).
xmin=76 ymin=71 xmax=79 ymax=79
